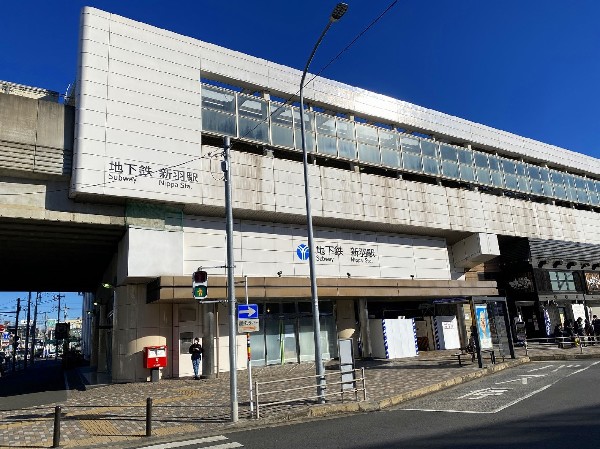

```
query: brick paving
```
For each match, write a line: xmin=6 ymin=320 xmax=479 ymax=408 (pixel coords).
xmin=1 ymin=345 xmax=598 ymax=449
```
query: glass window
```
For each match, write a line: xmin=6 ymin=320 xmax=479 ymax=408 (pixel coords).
xmin=502 ymin=160 xmax=516 ymax=175
xmin=271 ymin=124 xmax=294 ymax=148
xmin=528 ymin=166 xmax=541 ymax=180
xmin=505 ymin=174 xmax=518 ymax=190
xmin=356 ymin=123 xmax=379 ymax=145
xmin=270 ymin=103 xmax=294 ymax=148
xmin=476 ymin=167 xmax=492 ymax=185
xmin=539 ymin=168 xmax=551 ymax=183
xmin=457 ymin=148 xmax=473 ymax=165
xmin=201 ymin=109 xmax=236 ymax=136
xmin=488 ymin=156 xmax=501 ymax=171
xmin=358 ymin=143 xmax=380 ymax=164
xmin=459 ymin=164 xmax=475 ymax=182
xmin=574 ymin=176 xmax=587 ymax=190
xmin=531 ymin=179 xmax=544 ymax=196
xmin=293 ymin=109 xmax=315 ymax=151
xmin=294 ymin=128 xmax=315 ymax=152
xmin=403 ymin=153 xmax=422 ymax=172
xmin=401 ymin=136 xmax=421 ymax=154
xmin=549 ymin=271 xmax=576 ymax=291
xmin=474 ymin=153 xmax=489 ymax=168
xmin=338 ymin=139 xmax=356 ymax=159
xmin=423 ymin=157 xmax=440 ymax=175
xmin=238 ymin=94 xmax=268 ymax=121
xmin=587 ymin=180 xmax=599 ymax=205
xmin=239 ymin=117 xmax=268 ymax=143
xmin=336 ymin=119 xmax=355 ymax=140
xmin=381 ymin=148 xmax=401 ymax=168
xmin=316 ymin=114 xmax=336 ymax=136
xmin=317 ymin=134 xmax=337 ymax=156
xmin=440 ymin=145 xmax=458 ymax=161
xmin=201 ymin=85 xmax=236 ymax=114
xmin=517 ymin=176 xmax=530 ymax=193
xmin=380 ymin=130 xmax=397 ymax=150
xmin=442 ymin=160 xmax=460 ymax=178
xmin=420 ymin=140 xmax=437 ymax=157
xmin=491 ymin=171 xmax=504 ymax=187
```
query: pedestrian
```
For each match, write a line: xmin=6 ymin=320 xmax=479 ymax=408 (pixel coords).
xmin=592 ymin=315 xmax=600 ymax=344
xmin=188 ymin=337 xmax=203 ymax=380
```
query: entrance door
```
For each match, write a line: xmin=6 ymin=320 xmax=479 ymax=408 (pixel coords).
xmin=265 ymin=318 xmax=298 ymax=365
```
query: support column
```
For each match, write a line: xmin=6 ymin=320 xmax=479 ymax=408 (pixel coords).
xmin=358 ymin=299 xmax=372 ymax=359
xmin=202 ymin=303 xmax=216 ymax=379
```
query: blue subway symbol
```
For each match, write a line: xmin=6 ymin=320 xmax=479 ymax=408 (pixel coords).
xmin=296 ymin=244 xmax=310 ymax=261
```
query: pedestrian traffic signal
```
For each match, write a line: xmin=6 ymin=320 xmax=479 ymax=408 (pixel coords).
xmin=192 ymin=270 xmax=208 ymax=300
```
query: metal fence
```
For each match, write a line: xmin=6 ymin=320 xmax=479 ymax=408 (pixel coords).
xmin=523 ymin=336 xmax=600 ymax=355
xmin=254 ymin=368 xmax=367 ymax=419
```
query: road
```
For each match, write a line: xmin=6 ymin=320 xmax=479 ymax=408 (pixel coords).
xmin=133 ymin=360 xmax=600 ymax=449
xmin=0 ymin=358 xmax=71 ymax=410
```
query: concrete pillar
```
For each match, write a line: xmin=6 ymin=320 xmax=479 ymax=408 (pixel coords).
xmin=202 ymin=303 xmax=216 ymax=379
xmin=358 ymin=299 xmax=372 ymax=359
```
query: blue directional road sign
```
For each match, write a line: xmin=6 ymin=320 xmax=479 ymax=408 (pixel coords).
xmin=238 ymin=304 xmax=258 ymax=319
xmin=238 ymin=304 xmax=259 ymax=332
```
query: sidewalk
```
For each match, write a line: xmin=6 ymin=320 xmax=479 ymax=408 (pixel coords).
xmin=0 ymin=345 xmax=596 ymax=449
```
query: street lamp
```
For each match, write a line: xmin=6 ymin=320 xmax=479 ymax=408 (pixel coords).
xmin=299 ymin=2 xmax=348 ymax=403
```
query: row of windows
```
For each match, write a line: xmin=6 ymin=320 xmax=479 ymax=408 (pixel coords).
xmin=201 ymin=84 xmax=600 ymax=207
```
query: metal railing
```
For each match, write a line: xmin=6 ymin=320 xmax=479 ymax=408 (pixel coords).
xmin=254 ymin=368 xmax=367 ymax=419
xmin=524 ymin=336 xmax=600 ymax=355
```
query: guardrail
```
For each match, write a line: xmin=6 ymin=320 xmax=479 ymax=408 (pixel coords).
xmin=524 ymin=336 xmax=599 ymax=355
xmin=254 ymin=368 xmax=367 ymax=419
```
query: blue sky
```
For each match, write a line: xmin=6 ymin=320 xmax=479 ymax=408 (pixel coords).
xmin=0 ymin=1 xmax=599 ymax=315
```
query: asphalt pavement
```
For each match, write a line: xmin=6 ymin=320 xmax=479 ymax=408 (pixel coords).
xmin=0 ymin=343 xmax=598 ymax=449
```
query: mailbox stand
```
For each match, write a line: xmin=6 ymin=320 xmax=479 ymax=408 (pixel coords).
xmin=144 ymin=346 xmax=167 ymax=382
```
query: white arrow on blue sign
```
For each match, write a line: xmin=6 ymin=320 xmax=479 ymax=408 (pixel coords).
xmin=238 ymin=304 xmax=258 ymax=319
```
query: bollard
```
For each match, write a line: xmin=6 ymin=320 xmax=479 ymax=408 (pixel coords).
xmin=52 ymin=406 xmax=61 ymax=448
xmin=145 ymin=397 xmax=152 ymax=437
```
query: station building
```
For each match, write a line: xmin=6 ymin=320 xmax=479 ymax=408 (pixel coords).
xmin=72 ymin=7 xmax=600 ymax=382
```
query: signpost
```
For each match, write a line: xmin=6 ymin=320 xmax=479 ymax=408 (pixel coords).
xmin=237 ymin=304 xmax=259 ymax=333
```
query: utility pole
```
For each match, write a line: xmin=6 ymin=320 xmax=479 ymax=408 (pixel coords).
xmin=55 ymin=293 xmax=64 ymax=360
xmin=24 ymin=292 xmax=31 ymax=369
xmin=223 ymin=136 xmax=238 ymax=422
xmin=12 ymin=298 xmax=21 ymax=373
xmin=30 ymin=293 xmax=40 ymax=364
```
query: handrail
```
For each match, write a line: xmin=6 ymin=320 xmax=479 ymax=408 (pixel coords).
xmin=254 ymin=367 xmax=367 ymax=419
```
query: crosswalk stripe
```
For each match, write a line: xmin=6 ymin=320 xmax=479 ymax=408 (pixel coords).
xmin=135 ymin=435 xmax=230 ymax=449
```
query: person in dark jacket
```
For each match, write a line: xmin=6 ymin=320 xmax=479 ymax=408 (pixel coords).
xmin=189 ymin=337 xmax=203 ymax=380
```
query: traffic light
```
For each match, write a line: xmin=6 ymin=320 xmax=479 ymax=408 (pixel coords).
xmin=192 ymin=270 xmax=208 ymax=300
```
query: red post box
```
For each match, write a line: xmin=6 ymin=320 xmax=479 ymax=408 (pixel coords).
xmin=144 ymin=345 xmax=167 ymax=369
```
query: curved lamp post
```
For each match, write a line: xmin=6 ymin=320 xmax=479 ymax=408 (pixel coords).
xmin=299 ymin=2 xmax=348 ymax=403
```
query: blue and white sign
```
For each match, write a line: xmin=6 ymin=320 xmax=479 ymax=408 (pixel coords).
xmin=238 ymin=304 xmax=259 ymax=333
xmin=2 ymin=332 xmax=10 ymax=341
xmin=238 ymin=304 xmax=258 ymax=319
xmin=296 ymin=243 xmax=310 ymax=261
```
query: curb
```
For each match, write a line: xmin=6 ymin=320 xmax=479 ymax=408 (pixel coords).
xmin=285 ymin=357 xmax=531 ymax=420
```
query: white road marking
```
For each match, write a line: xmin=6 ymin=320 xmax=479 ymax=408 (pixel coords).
xmin=527 ymin=365 xmax=553 ymax=372
xmin=135 ymin=435 xmax=237 ymax=449
xmin=457 ymin=388 xmax=510 ymax=400
xmin=551 ymin=364 xmax=566 ymax=372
